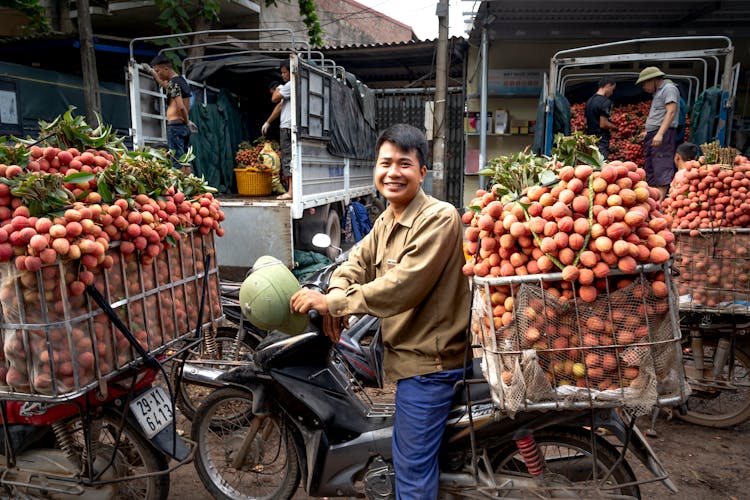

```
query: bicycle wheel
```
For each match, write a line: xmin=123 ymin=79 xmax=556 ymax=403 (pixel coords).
xmin=172 ymin=326 xmax=257 ymax=421
xmin=490 ymin=428 xmax=640 ymax=499
xmin=192 ymin=387 xmax=301 ymax=500
xmin=679 ymin=341 xmax=750 ymax=428
xmin=68 ymin=409 xmax=170 ymax=500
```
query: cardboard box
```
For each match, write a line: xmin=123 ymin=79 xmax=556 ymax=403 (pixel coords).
xmin=465 ymin=112 xmax=493 ymax=134
xmin=464 ymin=112 xmax=478 ymax=134
xmin=493 ymin=109 xmax=509 ymax=134
xmin=510 ymin=119 xmax=528 ymax=135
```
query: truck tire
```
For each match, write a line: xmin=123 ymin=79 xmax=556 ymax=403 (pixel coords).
xmin=325 ymin=210 xmax=341 ymax=260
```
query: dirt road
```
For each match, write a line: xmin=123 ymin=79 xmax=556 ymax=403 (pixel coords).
xmin=166 ymin=410 xmax=750 ymax=499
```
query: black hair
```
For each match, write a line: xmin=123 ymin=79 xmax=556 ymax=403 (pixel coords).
xmin=150 ymin=53 xmax=171 ymax=68
xmin=268 ymin=81 xmax=280 ymax=91
xmin=598 ymin=76 xmax=617 ymax=88
xmin=376 ymin=124 xmax=429 ymax=167
xmin=280 ymin=62 xmax=289 ymax=71
xmin=676 ymin=142 xmax=701 ymax=161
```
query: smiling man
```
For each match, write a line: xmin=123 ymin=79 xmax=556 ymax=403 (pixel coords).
xmin=290 ymin=123 xmax=470 ymax=499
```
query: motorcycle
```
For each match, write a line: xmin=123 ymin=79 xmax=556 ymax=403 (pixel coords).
xmin=189 ymin=312 xmax=677 ymax=498
xmin=678 ymin=310 xmax=750 ymax=427
xmin=0 ymin=285 xmax=193 ymax=499
xmin=173 ymin=249 xmax=385 ymax=421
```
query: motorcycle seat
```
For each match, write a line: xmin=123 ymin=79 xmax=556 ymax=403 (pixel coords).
xmin=451 ymin=358 xmax=492 ymax=406
xmin=254 ymin=331 xmax=333 ymax=369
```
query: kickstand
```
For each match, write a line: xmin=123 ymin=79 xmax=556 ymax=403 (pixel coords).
xmin=645 ymin=406 xmax=660 ymax=437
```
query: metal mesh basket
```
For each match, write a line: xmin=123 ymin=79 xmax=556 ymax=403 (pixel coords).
xmin=673 ymin=228 xmax=750 ymax=313
xmin=0 ymin=230 xmax=223 ymax=401
xmin=472 ymin=263 xmax=687 ymax=416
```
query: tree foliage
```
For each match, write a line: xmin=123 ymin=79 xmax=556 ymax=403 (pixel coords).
xmin=5 ymin=0 xmax=323 ymax=47
xmin=1 ymin=0 xmax=51 ymax=33
xmin=154 ymin=0 xmax=324 ymax=48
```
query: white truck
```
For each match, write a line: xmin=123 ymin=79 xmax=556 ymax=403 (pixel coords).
xmin=126 ymin=30 xmax=382 ymax=276
xmin=538 ymin=36 xmax=740 ymax=154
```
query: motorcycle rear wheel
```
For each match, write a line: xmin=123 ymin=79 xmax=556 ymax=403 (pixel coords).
xmin=192 ymin=387 xmax=301 ymax=500
xmin=69 ymin=409 xmax=170 ymax=500
xmin=171 ymin=326 xmax=257 ymax=421
xmin=679 ymin=341 xmax=750 ymax=428
xmin=490 ymin=428 xmax=640 ymax=499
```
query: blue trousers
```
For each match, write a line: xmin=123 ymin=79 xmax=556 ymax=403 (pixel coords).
xmin=393 ymin=367 xmax=464 ymax=500
xmin=167 ymin=123 xmax=190 ymax=170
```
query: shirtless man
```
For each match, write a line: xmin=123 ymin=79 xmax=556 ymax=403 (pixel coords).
xmin=148 ymin=53 xmax=192 ymax=173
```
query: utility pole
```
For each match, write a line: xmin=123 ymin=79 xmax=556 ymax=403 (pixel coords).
xmin=432 ymin=0 xmax=449 ymax=200
xmin=76 ymin=0 xmax=102 ymax=125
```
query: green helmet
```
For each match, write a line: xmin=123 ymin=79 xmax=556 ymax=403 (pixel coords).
xmin=239 ymin=256 xmax=308 ymax=334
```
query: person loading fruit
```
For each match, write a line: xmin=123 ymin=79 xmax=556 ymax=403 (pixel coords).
xmin=585 ymin=76 xmax=618 ymax=160
xmin=637 ymin=66 xmax=680 ymax=201
xmin=147 ymin=53 xmax=194 ymax=174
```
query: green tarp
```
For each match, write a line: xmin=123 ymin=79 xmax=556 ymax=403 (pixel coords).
xmin=690 ymin=86 xmax=723 ymax=146
xmin=292 ymin=250 xmax=331 ymax=282
xmin=0 ymin=61 xmax=129 ymax=137
xmin=533 ymin=92 xmax=572 ymax=154
xmin=188 ymin=90 xmax=248 ymax=193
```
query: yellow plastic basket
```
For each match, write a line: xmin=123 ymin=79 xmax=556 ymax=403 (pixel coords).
xmin=235 ymin=168 xmax=272 ymax=196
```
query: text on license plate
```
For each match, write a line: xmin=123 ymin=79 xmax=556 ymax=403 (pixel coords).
xmin=129 ymin=386 xmax=174 ymax=439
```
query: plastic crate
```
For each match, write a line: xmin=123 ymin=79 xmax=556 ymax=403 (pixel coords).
xmin=235 ymin=168 xmax=272 ymax=196
xmin=673 ymin=228 xmax=750 ymax=313
xmin=472 ymin=263 xmax=686 ymax=416
xmin=0 ymin=230 xmax=223 ymax=401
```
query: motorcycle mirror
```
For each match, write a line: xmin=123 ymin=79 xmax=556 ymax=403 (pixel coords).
xmin=312 ymin=233 xmax=331 ymax=249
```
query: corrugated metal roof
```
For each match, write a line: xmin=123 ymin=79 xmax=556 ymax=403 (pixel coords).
xmin=319 ymin=37 xmax=468 ymax=87
xmin=468 ymin=0 xmax=750 ymax=40
xmin=320 ymin=36 xmax=447 ymax=51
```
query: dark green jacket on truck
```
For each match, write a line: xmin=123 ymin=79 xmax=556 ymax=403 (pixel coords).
xmin=326 ymin=189 xmax=471 ymax=381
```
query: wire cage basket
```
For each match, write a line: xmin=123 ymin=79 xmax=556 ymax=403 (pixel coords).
xmin=673 ymin=228 xmax=750 ymax=314
xmin=472 ymin=263 xmax=688 ymax=416
xmin=0 ymin=230 xmax=223 ymax=401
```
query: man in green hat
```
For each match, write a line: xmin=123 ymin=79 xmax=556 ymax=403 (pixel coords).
xmin=636 ymin=66 xmax=680 ymax=200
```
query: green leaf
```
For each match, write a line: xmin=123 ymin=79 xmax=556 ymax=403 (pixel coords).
xmin=539 ymin=170 xmax=558 ymax=185
xmin=97 ymin=179 xmax=113 ymax=202
xmin=63 ymin=172 xmax=95 ymax=183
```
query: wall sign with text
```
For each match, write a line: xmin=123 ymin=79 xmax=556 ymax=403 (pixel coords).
xmin=488 ymin=70 xmax=544 ymax=96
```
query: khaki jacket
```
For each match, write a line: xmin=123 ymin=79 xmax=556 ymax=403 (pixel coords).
xmin=326 ymin=190 xmax=470 ymax=380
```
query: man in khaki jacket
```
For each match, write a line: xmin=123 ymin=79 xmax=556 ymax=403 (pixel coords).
xmin=291 ymin=124 xmax=470 ymax=499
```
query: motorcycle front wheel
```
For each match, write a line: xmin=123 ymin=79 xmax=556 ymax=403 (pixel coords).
xmin=680 ymin=341 xmax=750 ymax=428
xmin=490 ymin=428 xmax=640 ymax=499
xmin=192 ymin=387 xmax=301 ymax=500
xmin=68 ymin=409 xmax=170 ymax=500
xmin=171 ymin=326 xmax=257 ymax=421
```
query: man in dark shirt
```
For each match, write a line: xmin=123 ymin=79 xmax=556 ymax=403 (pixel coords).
xmin=585 ymin=76 xmax=618 ymax=160
xmin=148 ymin=53 xmax=193 ymax=172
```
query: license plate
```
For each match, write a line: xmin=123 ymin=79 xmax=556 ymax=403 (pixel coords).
xmin=129 ymin=386 xmax=174 ymax=439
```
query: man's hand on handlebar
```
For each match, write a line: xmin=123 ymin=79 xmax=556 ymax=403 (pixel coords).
xmin=324 ymin=314 xmax=348 ymax=343
xmin=290 ymin=288 xmax=348 ymax=343
xmin=290 ymin=288 xmax=329 ymax=315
